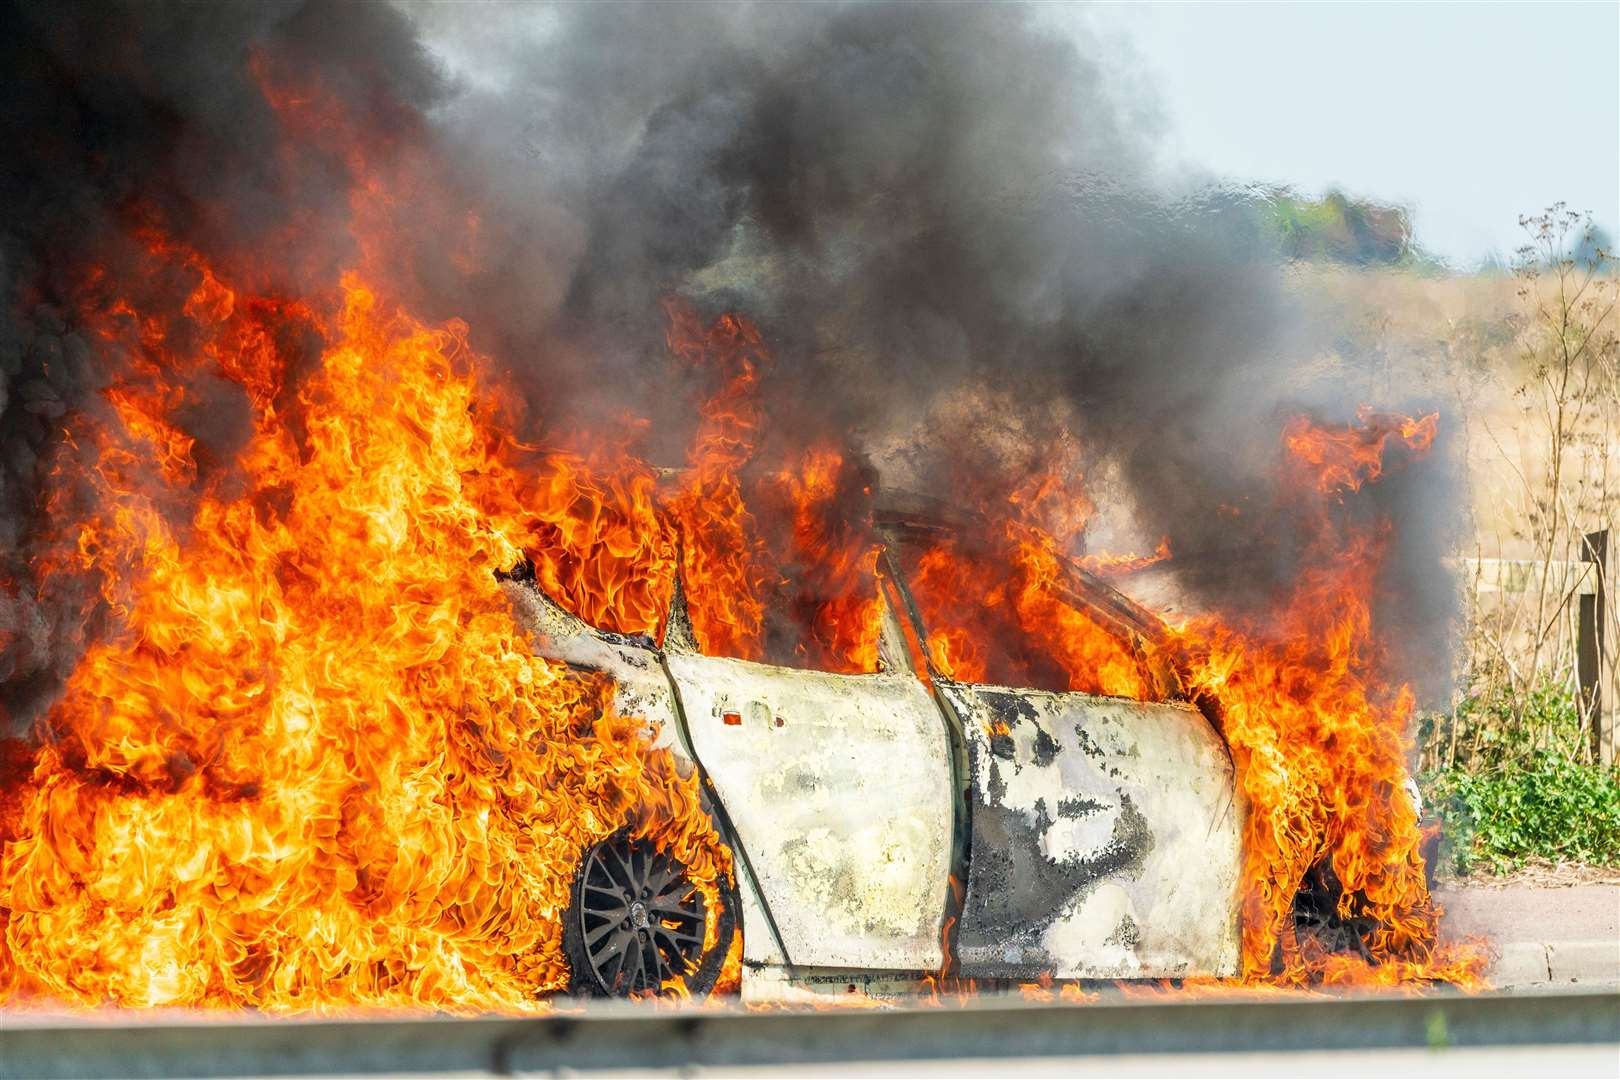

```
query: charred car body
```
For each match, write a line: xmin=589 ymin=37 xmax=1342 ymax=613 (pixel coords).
xmin=506 ymin=504 xmax=1244 ymax=1001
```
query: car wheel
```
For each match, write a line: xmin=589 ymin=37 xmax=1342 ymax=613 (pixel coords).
xmin=563 ymin=830 xmax=732 ymax=998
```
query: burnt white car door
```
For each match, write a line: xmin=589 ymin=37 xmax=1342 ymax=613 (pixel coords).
xmin=664 ymin=592 xmax=954 ymax=973
xmin=934 ymin=680 xmax=1243 ymax=980
xmin=877 ymin=538 xmax=1245 ymax=981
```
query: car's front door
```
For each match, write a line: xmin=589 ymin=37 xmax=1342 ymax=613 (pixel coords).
xmin=665 ymin=592 xmax=954 ymax=972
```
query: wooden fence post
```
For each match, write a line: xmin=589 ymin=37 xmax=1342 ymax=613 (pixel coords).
xmin=1578 ymin=529 xmax=1609 ymax=765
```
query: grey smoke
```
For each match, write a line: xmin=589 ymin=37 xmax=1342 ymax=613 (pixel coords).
xmin=0 ymin=0 xmax=1461 ymax=735
xmin=422 ymin=1 xmax=1460 ymax=693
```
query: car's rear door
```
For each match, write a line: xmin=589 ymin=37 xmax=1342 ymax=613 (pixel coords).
xmin=936 ymin=679 xmax=1242 ymax=979
xmin=880 ymin=526 xmax=1244 ymax=981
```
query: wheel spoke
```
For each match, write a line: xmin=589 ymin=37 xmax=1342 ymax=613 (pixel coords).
xmin=636 ymin=846 xmax=652 ymax=891
xmin=625 ymin=932 xmax=644 ymax=990
xmin=644 ymin=934 xmax=666 ymax=985
xmin=606 ymin=931 xmax=632 ymax=992
xmin=593 ymin=928 xmax=629 ymax=982
xmin=652 ymin=936 xmax=681 ymax=978
xmin=612 ymin=844 xmax=639 ymax=893
xmin=644 ymin=856 xmax=680 ymax=897
xmin=652 ymin=929 xmax=694 ymax=976
xmin=651 ymin=906 xmax=703 ymax=932
xmin=649 ymin=883 xmax=699 ymax=915
xmin=656 ymin=924 xmax=705 ymax=949
xmin=584 ymin=879 xmax=623 ymax=901
xmin=585 ymin=901 xmax=629 ymax=922
xmin=646 ymin=868 xmax=686 ymax=905
xmin=584 ymin=917 xmax=624 ymax=950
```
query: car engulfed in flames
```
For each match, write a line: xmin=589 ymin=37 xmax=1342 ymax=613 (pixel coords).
xmin=0 ymin=37 xmax=1489 ymax=1006
xmin=509 ymin=500 xmax=1244 ymax=1002
xmin=0 ymin=244 xmax=1486 ymax=1011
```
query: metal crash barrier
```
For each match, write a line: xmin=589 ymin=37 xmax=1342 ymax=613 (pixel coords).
xmin=3 ymin=990 xmax=1617 ymax=1078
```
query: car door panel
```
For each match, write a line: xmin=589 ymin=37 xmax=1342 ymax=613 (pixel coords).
xmin=938 ymin=681 xmax=1243 ymax=980
xmin=667 ymin=650 xmax=952 ymax=971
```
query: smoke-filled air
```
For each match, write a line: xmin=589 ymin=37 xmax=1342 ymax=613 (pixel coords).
xmin=0 ymin=0 xmax=1492 ymax=1011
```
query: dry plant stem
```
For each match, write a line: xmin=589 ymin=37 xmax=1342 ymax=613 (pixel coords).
xmin=1426 ymin=206 xmax=1617 ymax=769
xmin=1519 ymin=213 xmax=1608 ymax=728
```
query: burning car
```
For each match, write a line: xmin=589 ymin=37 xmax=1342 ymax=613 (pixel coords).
xmin=507 ymin=500 xmax=1244 ymax=1001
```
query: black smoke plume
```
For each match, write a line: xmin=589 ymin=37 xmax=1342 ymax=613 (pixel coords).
xmin=0 ymin=0 xmax=1461 ymax=735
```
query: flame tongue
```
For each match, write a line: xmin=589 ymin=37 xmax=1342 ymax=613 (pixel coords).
xmin=0 ymin=267 xmax=727 ymax=1010
xmin=903 ymin=470 xmax=1156 ymax=699
xmin=665 ymin=302 xmax=885 ymax=673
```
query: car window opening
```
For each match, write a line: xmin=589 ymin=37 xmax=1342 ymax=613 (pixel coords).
xmin=671 ymin=459 xmax=887 ymax=675
xmin=895 ymin=530 xmax=1158 ymax=699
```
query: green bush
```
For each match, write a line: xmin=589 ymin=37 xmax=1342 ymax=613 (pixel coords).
xmin=1424 ymin=755 xmax=1620 ymax=873
xmin=1419 ymin=684 xmax=1620 ymax=874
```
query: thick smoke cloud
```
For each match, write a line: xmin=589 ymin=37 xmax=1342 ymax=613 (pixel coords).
xmin=423 ymin=1 xmax=1461 ymax=692
xmin=0 ymin=0 xmax=1461 ymax=732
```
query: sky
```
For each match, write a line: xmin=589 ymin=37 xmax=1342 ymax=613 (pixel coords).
xmin=1067 ymin=1 xmax=1620 ymax=266
xmin=410 ymin=1 xmax=1619 ymax=268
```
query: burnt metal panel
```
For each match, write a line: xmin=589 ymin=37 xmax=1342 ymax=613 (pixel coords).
xmin=503 ymin=582 xmax=688 ymax=761
xmin=939 ymin=682 xmax=1242 ymax=980
xmin=506 ymin=581 xmax=796 ymax=973
xmin=666 ymin=650 xmax=953 ymax=971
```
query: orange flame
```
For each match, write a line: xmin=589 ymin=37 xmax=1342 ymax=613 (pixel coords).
xmin=1164 ymin=410 xmax=1482 ymax=987
xmin=665 ymin=302 xmax=771 ymax=661
xmin=755 ymin=446 xmax=884 ymax=673
xmin=0 ymin=253 xmax=729 ymax=1011
xmin=1017 ymin=973 xmax=1099 ymax=1004
xmin=1078 ymin=536 xmax=1172 ymax=577
xmin=1282 ymin=408 xmax=1439 ymax=494
xmin=469 ymin=442 xmax=676 ymax=640
xmin=903 ymin=474 xmax=1154 ymax=698
xmin=664 ymin=303 xmax=883 ymax=673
